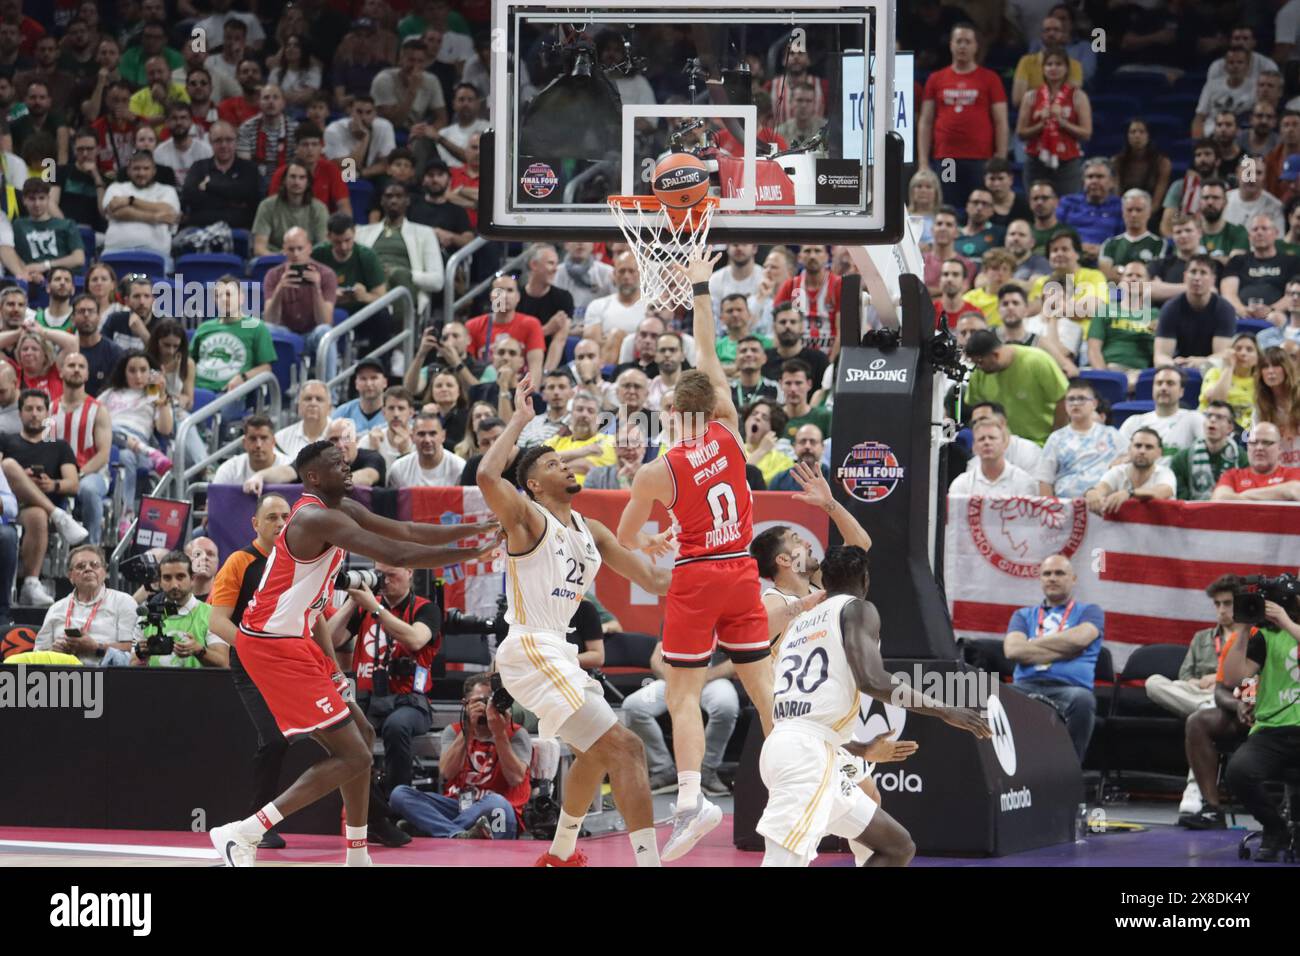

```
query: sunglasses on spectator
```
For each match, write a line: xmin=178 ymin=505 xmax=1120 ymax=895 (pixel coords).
xmin=71 ymin=561 xmax=103 ymax=571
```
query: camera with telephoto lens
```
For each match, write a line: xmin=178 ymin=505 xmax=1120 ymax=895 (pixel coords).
xmin=490 ymin=672 xmax=513 ymax=714
xmin=136 ymin=592 xmax=180 ymax=657
xmin=119 ymin=551 xmax=160 ymax=589
xmin=441 ymin=592 xmax=510 ymax=640
xmin=1234 ymin=574 xmax=1300 ymax=626
xmin=927 ymin=327 xmax=970 ymax=382
xmin=336 ymin=568 xmax=384 ymax=591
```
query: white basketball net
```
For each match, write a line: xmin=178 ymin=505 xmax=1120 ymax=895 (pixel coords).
xmin=606 ymin=197 xmax=718 ymax=310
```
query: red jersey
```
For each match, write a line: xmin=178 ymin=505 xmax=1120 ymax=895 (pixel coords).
xmin=663 ymin=420 xmax=754 ymax=564
xmin=1216 ymin=465 xmax=1300 ymax=494
xmin=450 ymin=166 xmax=480 ymax=228
xmin=49 ymin=396 xmax=103 ymax=470
xmin=775 ymin=272 xmax=841 ymax=354
xmin=921 ymin=65 xmax=1007 ymax=160
xmin=933 ymin=297 xmax=984 ymax=331
xmin=445 ymin=720 xmax=533 ymax=826
xmin=350 ymin=593 xmax=441 ymax=695
xmin=242 ymin=494 xmax=347 ymax=639
xmin=464 ymin=311 xmax=545 ymax=362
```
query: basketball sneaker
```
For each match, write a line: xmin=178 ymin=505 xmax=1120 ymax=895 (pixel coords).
xmin=661 ymin=796 xmax=723 ymax=862
xmin=535 ymin=849 xmax=588 ymax=867
xmin=210 ymin=821 xmax=258 ymax=867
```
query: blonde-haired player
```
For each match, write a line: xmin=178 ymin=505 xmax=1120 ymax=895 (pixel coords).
xmin=759 ymin=545 xmax=991 ymax=866
xmin=478 ymin=374 xmax=672 ymax=867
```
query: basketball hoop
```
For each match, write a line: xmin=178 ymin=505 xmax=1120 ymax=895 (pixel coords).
xmin=606 ymin=195 xmax=719 ymax=310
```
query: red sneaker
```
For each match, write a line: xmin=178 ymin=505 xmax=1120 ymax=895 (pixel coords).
xmin=534 ymin=849 xmax=588 ymax=867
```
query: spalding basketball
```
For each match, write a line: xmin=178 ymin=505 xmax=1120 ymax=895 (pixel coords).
xmin=1 ymin=627 xmax=36 ymax=660
xmin=652 ymin=153 xmax=710 ymax=209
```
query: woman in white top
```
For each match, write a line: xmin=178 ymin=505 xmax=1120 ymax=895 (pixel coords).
xmin=85 ymin=263 xmax=120 ymax=326
xmin=907 ymin=167 xmax=942 ymax=248
xmin=144 ymin=318 xmax=207 ymax=472
xmin=96 ymin=351 xmax=173 ymax=526
xmin=268 ymin=35 xmax=324 ymax=111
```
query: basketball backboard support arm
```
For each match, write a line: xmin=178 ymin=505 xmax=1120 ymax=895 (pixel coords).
xmin=478 ymin=128 xmax=905 ymax=243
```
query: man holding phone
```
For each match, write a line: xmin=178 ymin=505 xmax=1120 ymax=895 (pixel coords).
xmin=265 ymin=226 xmax=340 ymax=381
xmin=34 ymin=544 xmax=139 ymax=664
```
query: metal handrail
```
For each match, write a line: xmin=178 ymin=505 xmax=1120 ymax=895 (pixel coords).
xmin=172 ymin=371 xmax=282 ymax=501
xmin=316 ymin=287 xmax=416 ymax=395
xmin=446 ymin=242 xmax=541 ymax=321
xmin=442 ymin=236 xmax=486 ymax=322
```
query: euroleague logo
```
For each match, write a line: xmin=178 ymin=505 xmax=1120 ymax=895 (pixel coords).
xmin=986 ymin=694 xmax=1017 ymax=776
xmin=967 ymin=496 xmax=1087 ymax=578
xmin=520 ymin=162 xmax=558 ymax=199
xmin=837 ymin=441 xmax=904 ymax=504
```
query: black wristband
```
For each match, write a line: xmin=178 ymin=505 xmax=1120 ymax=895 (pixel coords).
xmin=692 ymin=281 xmax=710 ymax=297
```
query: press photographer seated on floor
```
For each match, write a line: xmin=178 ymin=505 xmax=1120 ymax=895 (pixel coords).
xmin=389 ymin=673 xmax=532 ymax=841
xmin=130 ymin=550 xmax=228 ymax=669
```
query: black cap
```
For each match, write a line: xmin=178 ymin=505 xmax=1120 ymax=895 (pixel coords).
xmin=423 ymin=158 xmax=450 ymax=176
xmin=354 ymin=357 xmax=387 ymax=377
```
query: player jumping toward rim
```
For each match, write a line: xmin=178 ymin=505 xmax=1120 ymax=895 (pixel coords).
xmin=478 ymin=374 xmax=672 ymax=867
xmin=209 ymin=440 xmax=502 ymax=867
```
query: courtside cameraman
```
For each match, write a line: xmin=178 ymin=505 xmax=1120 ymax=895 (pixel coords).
xmin=132 ymin=550 xmax=228 ymax=668
xmin=1221 ymin=576 xmax=1300 ymax=862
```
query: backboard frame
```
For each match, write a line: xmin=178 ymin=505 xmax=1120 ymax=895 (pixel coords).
xmin=479 ymin=0 xmax=903 ymax=245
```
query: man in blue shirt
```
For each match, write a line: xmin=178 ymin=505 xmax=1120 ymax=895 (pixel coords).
xmin=1056 ymin=159 xmax=1123 ymax=264
xmin=333 ymin=359 xmax=388 ymax=436
xmin=1004 ymin=553 xmax=1104 ymax=760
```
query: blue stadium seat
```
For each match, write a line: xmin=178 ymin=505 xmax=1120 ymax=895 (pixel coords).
xmin=955 ymin=427 xmax=972 ymax=453
xmin=1151 ymin=93 xmax=1200 ymax=114
xmin=349 ymin=179 xmax=375 ymax=223
xmin=1236 ymin=317 xmax=1272 ymax=337
xmin=78 ymin=225 xmax=95 ymax=258
xmin=248 ymin=255 xmax=285 ymax=284
xmin=1080 ymin=369 xmax=1128 ymax=406
xmin=1135 ymin=366 xmax=1202 ymax=407
xmin=1141 ymin=116 xmax=1186 ymax=144
xmin=562 ymin=335 xmax=581 ymax=364
xmin=333 ymin=307 xmax=348 ymax=325
xmin=1088 ymin=94 xmax=1142 ymax=118
xmin=191 ymin=387 xmax=218 ymax=412
xmin=176 ymin=252 xmax=245 ymax=286
xmin=1110 ymin=399 xmax=1154 ymax=429
xmin=231 ymin=229 xmax=251 ymax=259
xmin=101 ymin=250 xmax=167 ymax=283
xmin=268 ymin=325 xmax=305 ymax=393
xmin=27 ymin=280 xmax=48 ymax=309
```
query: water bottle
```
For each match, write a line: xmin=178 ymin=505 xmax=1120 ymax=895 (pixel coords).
xmin=1074 ymin=802 xmax=1088 ymax=843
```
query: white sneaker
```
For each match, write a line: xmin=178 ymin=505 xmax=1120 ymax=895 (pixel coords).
xmin=661 ymin=796 xmax=723 ymax=862
xmin=210 ymin=822 xmax=258 ymax=867
xmin=1179 ymin=773 xmax=1203 ymax=815
xmin=20 ymin=577 xmax=54 ymax=608
xmin=50 ymin=508 xmax=89 ymax=546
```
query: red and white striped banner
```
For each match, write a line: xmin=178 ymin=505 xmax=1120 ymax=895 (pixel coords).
xmin=944 ymin=496 xmax=1300 ymax=670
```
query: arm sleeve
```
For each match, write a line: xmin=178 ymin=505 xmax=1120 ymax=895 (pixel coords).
xmin=1215 ymin=299 xmax=1238 ymax=335
xmin=1007 ymin=606 xmax=1030 ymax=638
xmin=208 ymin=553 xmax=251 ymax=608
xmin=251 ymin=199 xmax=272 ymax=237
xmin=1035 ymin=433 xmax=1060 ymax=483
xmin=370 ymin=72 xmax=396 ymax=107
xmin=1246 ymin=630 xmax=1267 ymax=668
xmin=440 ymin=724 xmax=459 ymax=753
xmin=1154 ymin=299 xmax=1177 ymax=339
xmin=412 ymin=599 xmax=440 ymax=637
xmin=509 ymin=726 xmax=533 ymax=765
xmin=1178 ymin=634 xmax=1200 ymax=681
xmin=522 ymin=317 xmax=545 ymax=354
xmin=1077 ymin=604 xmax=1105 ymax=641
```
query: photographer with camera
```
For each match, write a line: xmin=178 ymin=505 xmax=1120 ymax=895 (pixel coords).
xmin=1220 ymin=574 xmax=1300 ymax=862
xmin=326 ymin=562 xmax=442 ymax=793
xmin=131 ymin=550 xmax=228 ymax=669
xmin=389 ymin=673 xmax=532 ymax=840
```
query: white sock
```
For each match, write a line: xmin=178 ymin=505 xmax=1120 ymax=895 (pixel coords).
xmin=345 ymin=824 xmax=369 ymax=866
xmin=629 ymin=827 xmax=660 ymax=867
xmin=677 ymin=771 xmax=701 ymax=811
xmin=550 ymin=810 xmax=584 ymax=860
xmin=235 ymin=803 xmax=282 ymax=842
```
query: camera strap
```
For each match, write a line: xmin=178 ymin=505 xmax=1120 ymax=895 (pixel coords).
xmin=66 ymin=591 xmax=106 ymax=636
xmin=362 ymin=592 xmax=425 ymax=670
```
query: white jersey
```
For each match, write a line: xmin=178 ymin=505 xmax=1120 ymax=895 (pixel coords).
xmin=763 ymin=584 xmax=819 ymax=646
xmin=505 ymin=503 xmax=603 ymax=635
xmin=770 ymin=593 xmax=862 ymax=745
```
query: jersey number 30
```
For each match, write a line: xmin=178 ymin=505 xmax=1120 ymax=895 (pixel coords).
xmin=775 ymin=647 xmax=830 ymax=696
xmin=706 ymin=483 xmax=738 ymax=530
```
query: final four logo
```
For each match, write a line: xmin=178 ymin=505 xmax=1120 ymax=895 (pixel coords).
xmin=837 ymin=441 xmax=904 ymax=503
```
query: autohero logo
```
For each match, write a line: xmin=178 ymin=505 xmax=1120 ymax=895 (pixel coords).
xmin=50 ymin=886 xmax=151 ymax=936
xmin=845 ymin=357 xmax=909 ymax=385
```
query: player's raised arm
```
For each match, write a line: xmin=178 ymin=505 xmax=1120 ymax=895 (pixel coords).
xmin=841 ymin=598 xmax=991 ymax=739
xmin=300 ymin=505 xmax=501 ymax=570
xmin=476 ymin=375 xmax=546 ymax=545
xmin=586 ymin=517 xmax=672 ymax=595
xmin=616 ymin=460 xmax=677 ymax=557
xmin=789 ymin=462 xmax=871 ymax=554
xmin=684 ymin=247 xmax=739 ymax=430
xmin=341 ymin=498 xmax=501 ymax=546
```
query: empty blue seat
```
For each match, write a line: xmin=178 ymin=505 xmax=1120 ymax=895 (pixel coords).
xmin=1080 ymin=369 xmax=1128 ymax=406
xmin=1089 ymin=94 xmax=1142 ymax=118
xmin=955 ymin=427 xmax=973 ymax=453
xmin=268 ymin=325 xmax=305 ymax=393
xmin=101 ymin=250 xmax=167 ymax=283
xmin=78 ymin=225 xmax=95 ymax=258
xmin=349 ymin=179 xmax=375 ymax=223
xmin=230 ymin=229 xmax=251 ymax=259
xmin=175 ymin=252 xmax=245 ymax=286
xmin=1236 ymin=317 xmax=1272 ymax=337
xmin=1110 ymin=399 xmax=1154 ymax=429
xmin=1135 ymin=366 xmax=1202 ymax=407
xmin=191 ymin=387 xmax=218 ymax=412
xmin=248 ymin=254 xmax=285 ymax=284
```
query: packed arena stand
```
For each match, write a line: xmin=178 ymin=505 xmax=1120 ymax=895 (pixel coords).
xmin=0 ymin=0 xmax=1297 ymax=857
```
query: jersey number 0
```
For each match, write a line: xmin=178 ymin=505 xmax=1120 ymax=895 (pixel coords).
xmin=706 ymin=483 xmax=738 ymax=530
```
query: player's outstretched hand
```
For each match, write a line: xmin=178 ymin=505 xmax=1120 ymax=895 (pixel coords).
xmin=941 ymin=706 xmax=993 ymax=739
xmin=472 ymin=529 xmax=506 ymax=561
xmin=860 ymin=733 xmax=920 ymax=763
xmin=685 ymin=244 xmax=722 ymax=286
xmin=641 ymin=526 xmax=677 ymax=559
xmin=513 ymin=374 xmax=536 ymax=424
xmin=469 ymin=517 xmax=502 ymax=537
xmin=789 ymin=461 xmax=833 ymax=510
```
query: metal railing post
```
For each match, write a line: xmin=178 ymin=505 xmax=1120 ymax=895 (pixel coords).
xmin=443 ymin=237 xmax=486 ymax=322
xmin=315 ymin=287 xmax=416 ymax=396
xmin=172 ymin=371 xmax=282 ymax=501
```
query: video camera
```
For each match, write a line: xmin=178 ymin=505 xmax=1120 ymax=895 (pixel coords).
xmin=441 ymin=591 xmax=510 ymax=641
xmin=119 ymin=551 xmax=160 ymax=589
xmin=1234 ymin=574 xmax=1300 ymax=626
xmin=135 ymin=591 xmax=180 ymax=657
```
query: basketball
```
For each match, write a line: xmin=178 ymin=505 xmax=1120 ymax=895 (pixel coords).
xmin=652 ymin=153 xmax=711 ymax=210
xmin=1 ymin=627 xmax=35 ymax=660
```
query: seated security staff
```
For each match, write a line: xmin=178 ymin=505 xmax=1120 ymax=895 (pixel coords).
xmin=326 ymin=562 xmax=441 ymax=791
xmin=131 ymin=550 xmax=228 ymax=668
xmin=390 ymin=674 xmax=533 ymax=840
xmin=1220 ymin=589 xmax=1300 ymax=862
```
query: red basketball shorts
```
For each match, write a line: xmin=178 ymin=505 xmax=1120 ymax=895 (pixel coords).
xmin=662 ymin=556 xmax=770 ymax=666
xmin=236 ymin=632 xmax=352 ymax=738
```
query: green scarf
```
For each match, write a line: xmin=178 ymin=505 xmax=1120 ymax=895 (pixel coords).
xmin=1189 ymin=435 xmax=1240 ymax=500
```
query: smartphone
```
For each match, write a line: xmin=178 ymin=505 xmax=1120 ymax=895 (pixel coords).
xmin=64 ymin=627 xmax=81 ymax=639
xmin=29 ymin=464 xmax=44 ymax=477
